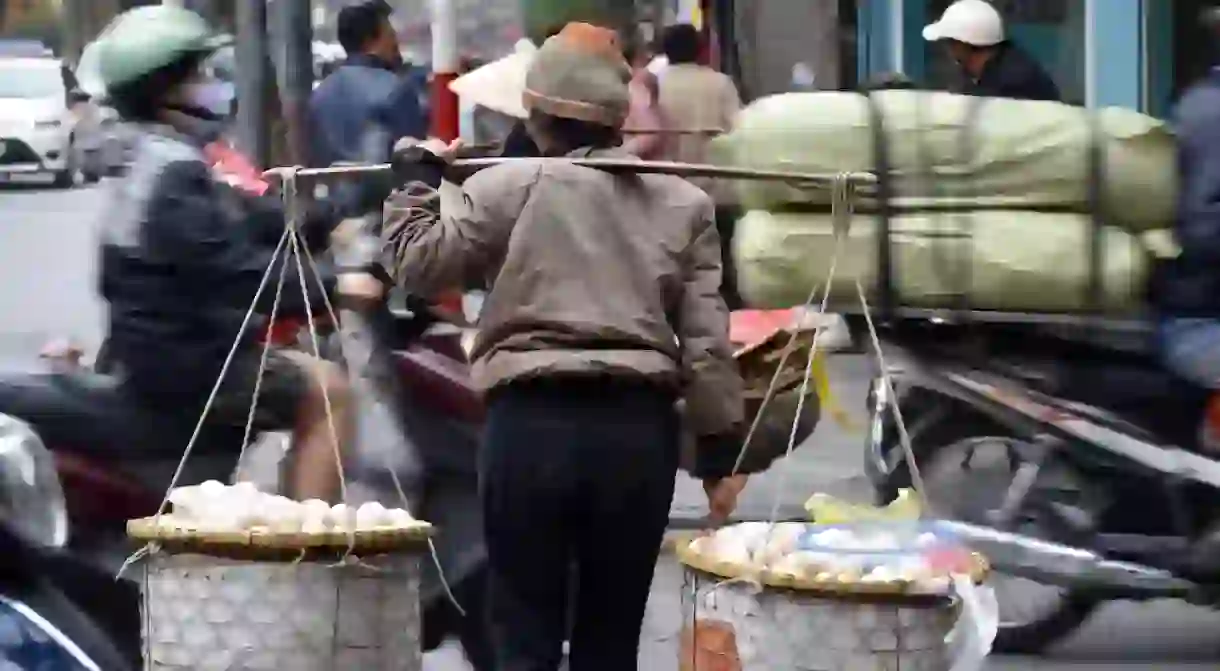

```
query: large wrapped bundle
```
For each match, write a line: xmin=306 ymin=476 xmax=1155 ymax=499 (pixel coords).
xmin=734 ymin=210 xmax=1153 ymax=313
xmin=713 ymin=91 xmax=1176 ymax=232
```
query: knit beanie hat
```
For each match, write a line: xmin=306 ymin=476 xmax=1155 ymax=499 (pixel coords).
xmin=522 ymin=22 xmax=631 ymax=129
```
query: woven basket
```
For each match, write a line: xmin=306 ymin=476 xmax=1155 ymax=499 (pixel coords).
xmin=679 ymin=566 xmax=960 ymax=671
xmin=129 ymin=519 xmax=432 ymax=671
xmin=676 ymin=541 xmax=983 ymax=671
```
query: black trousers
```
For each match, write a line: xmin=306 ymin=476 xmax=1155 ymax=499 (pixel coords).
xmin=481 ymin=378 xmax=680 ymax=671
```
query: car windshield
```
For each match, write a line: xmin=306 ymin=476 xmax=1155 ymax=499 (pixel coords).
xmin=0 ymin=61 xmax=64 ymax=99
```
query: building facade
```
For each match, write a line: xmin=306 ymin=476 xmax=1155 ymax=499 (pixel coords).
xmin=857 ymin=0 xmax=1214 ymax=116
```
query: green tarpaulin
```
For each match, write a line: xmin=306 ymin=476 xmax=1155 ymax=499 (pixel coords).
xmin=713 ymin=91 xmax=1177 ymax=233
xmin=734 ymin=210 xmax=1154 ymax=313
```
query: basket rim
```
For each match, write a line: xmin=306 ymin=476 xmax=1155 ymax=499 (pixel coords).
xmin=674 ymin=536 xmax=990 ymax=596
xmin=127 ymin=517 xmax=433 ymax=556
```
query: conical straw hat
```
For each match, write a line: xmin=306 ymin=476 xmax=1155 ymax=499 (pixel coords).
xmin=449 ymin=42 xmax=536 ymax=120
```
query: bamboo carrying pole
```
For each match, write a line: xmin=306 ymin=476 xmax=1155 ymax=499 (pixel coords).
xmin=268 ymin=157 xmax=877 ymax=190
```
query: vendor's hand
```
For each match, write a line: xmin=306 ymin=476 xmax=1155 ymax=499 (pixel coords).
xmin=703 ymin=474 xmax=749 ymax=525
xmin=416 ymin=138 xmax=463 ymax=163
xmin=422 ymin=138 xmax=462 ymax=161
xmin=390 ymin=138 xmax=464 ymax=184
xmin=337 ymin=272 xmax=386 ymax=302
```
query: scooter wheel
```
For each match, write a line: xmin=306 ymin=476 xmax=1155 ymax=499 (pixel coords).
xmin=920 ymin=434 xmax=1099 ymax=654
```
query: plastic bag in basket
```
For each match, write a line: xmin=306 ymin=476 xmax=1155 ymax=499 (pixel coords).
xmin=945 ymin=574 xmax=999 ymax=671
xmin=804 ymin=488 xmax=921 ymax=524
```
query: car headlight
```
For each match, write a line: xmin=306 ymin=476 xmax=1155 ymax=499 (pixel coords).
xmin=34 ymin=119 xmax=62 ymax=130
xmin=0 ymin=415 xmax=67 ymax=549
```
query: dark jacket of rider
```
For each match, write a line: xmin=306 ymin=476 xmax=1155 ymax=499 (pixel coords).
xmin=1156 ymin=69 xmax=1220 ymax=318
xmin=959 ymin=42 xmax=1060 ymax=102
xmin=99 ymin=113 xmax=338 ymax=399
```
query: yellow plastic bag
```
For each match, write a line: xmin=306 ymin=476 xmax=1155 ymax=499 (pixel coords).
xmin=804 ymin=488 xmax=922 ymax=524
xmin=808 ymin=350 xmax=854 ymax=431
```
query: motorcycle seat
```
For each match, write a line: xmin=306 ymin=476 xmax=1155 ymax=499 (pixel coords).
xmin=0 ymin=370 xmax=246 ymax=461
xmin=1003 ymin=350 xmax=1211 ymax=450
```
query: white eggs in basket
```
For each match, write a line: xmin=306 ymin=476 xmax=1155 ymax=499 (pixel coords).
xmin=160 ymin=481 xmax=427 ymax=534
xmin=687 ymin=521 xmax=977 ymax=594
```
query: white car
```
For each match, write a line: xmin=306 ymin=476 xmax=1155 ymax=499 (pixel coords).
xmin=0 ymin=57 xmax=104 ymax=187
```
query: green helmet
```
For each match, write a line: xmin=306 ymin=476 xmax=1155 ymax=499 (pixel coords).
xmin=81 ymin=5 xmax=229 ymax=96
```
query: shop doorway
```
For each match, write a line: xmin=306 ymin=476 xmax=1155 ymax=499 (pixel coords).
xmin=1145 ymin=0 xmax=1215 ymax=117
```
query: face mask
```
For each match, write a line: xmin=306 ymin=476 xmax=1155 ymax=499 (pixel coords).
xmin=185 ymin=78 xmax=235 ymax=117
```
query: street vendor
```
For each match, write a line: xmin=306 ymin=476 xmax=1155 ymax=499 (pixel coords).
xmin=367 ymin=22 xmax=754 ymax=670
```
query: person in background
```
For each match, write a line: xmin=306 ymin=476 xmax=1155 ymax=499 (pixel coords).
xmin=374 ymin=23 xmax=754 ymax=670
xmin=621 ymin=35 xmax=668 ymax=159
xmin=922 ymin=0 xmax=1060 ymax=102
xmin=657 ymin=23 xmax=744 ymax=308
xmin=790 ymin=61 xmax=818 ymax=91
xmin=309 ymin=0 xmax=426 ymax=168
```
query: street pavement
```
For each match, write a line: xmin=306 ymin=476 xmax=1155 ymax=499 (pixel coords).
xmin=2 ymin=181 xmax=1220 ymax=669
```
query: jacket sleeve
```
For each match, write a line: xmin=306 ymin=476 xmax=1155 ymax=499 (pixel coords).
xmin=677 ymin=199 xmax=745 ymax=478
xmin=1174 ymin=99 xmax=1220 ymax=264
xmin=245 ymin=190 xmax=346 ymax=255
xmin=381 ymin=164 xmax=538 ymax=295
xmin=145 ymin=159 xmax=329 ymax=314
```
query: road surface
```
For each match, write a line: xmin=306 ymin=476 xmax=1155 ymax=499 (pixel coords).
xmin=1 ymin=180 xmax=1218 ymax=669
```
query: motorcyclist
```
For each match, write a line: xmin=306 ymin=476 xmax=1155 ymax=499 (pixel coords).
xmin=1157 ymin=9 xmax=1220 ymax=457
xmin=922 ymin=0 xmax=1061 ymax=102
xmin=88 ymin=5 xmax=354 ymax=502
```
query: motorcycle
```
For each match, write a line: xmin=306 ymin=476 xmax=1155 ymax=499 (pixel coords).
xmin=0 ymin=228 xmax=496 ymax=667
xmin=0 ymin=413 xmax=139 ymax=669
xmin=859 ymin=315 xmax=1220 ymax=654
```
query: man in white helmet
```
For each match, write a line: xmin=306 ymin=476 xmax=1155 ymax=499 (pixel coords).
xmin=923 ymin=0 xmax=1060 ymax=101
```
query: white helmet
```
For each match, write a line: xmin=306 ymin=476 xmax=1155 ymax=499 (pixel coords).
xmin=922 ymin=0 xmax=1004 ymax=47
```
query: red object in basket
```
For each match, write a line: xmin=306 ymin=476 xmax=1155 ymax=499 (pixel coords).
xmin=924 ymin=545 xmax=978 ymax=575
xmin=729 ymin=308 xmax=799 ymax=349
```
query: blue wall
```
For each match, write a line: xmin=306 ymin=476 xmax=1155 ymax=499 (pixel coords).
xmin=857 ymin=0 xmax=895 ymax=79
xmin=858 ymin=0 xmax=928 ymax=81
xmin=1091 ymin=0 xmax=1143 ymax=109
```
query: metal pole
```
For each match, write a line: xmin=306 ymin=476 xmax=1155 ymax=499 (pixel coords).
xmin=60 ymin=0 xmax=84 ymax=64
xmin=429 ymin=0 xmax=460 ymax=142
xmin=235 ymin=0 xmax=270 ymax=166
xmin=277 ymin=0 xmax=315 ymax=166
